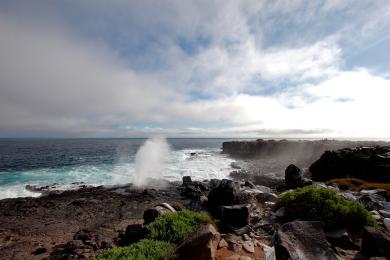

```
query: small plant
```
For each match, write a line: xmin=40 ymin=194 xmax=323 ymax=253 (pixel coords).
xmin=95 ymin=239 xmax=175 ymax=260
xmin=275 ymin=185 xmax=377 ymax=230
xmin=146 ymin=209 xmax=215 ymax=243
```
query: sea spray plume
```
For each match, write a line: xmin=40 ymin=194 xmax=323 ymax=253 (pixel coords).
xmin=133 ymin=137 xmax=170 ymax=187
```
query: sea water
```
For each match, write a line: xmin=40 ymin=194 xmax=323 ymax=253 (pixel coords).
xmin=0 ymin=138 xmax=238 ymax=199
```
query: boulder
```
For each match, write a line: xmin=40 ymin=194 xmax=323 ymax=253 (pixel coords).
xmin=284 ymin=164 xmax=312 ymax=189
xmin=181 ymin=181 xmax=209 ymax=199
xmin=182 ymin=176 xmax=192 ymax=185
xmin=208 ymin=179 xmax=239 ymax=207
xmin=122 ymin=224 xmax=147 ymax=245
xmin=143 ymin=203 xmax=175 ymax=225
xmin=274 ymin=221 xmax=339 ymax=260
xmin=285 ymin=164 xmax=303 ymax=189
xmin=220 ymin=204 xmax=250 ymax=227
xmin=360 ymin=226 xmax=390 ymax=258
xmin=310 ymin=146 xmax=390 ymax=182
xmin=176 ymin=224 xmax=220 ymax=260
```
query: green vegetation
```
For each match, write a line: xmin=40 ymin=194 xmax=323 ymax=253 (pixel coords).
xmin=96 ymin=209 xmax=215 ymax=259
xmin=275 ymin=185 xmax=377 ymax=230
xmin=95 ymin=239 xmax=175 ymax=260
xmin=146 ymin=209 xmax=215 ymax=243
xmin=326 ymin=178 xmax=390 ymax=200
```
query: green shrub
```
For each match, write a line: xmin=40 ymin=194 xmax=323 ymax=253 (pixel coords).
xmin=146 ymin=209 xmax=215 ymax=243
xmin=95 ymin=239 xmax=175 ymax=260
xmin=275 ymin=185 xmax=377 ymax=230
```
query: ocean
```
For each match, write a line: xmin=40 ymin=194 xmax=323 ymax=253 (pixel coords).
xmin=0 ymin=138 xmax=239 ymax=199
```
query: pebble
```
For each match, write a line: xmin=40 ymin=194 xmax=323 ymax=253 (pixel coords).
xmin=379 ymin=210 xmax=390 ymax=218
xmin=218 ymin=238 xmax=228 ymax=248
xmin=242 ymin=241 xmax=255 ymax=253
xmin=384 ymin=218 xmax=390 ymax=231
xmin=242 ymin=234 xmax=251 ymax=241
xmin=274 ymin=207 xmax=285 ymax=218
xmin=239 ymin=256 xmax=253 ymax=260
xmin=226 ymin=255 xmax=240 ymax=260
xmin=230 ymin=243 xmax=242 ymax=253
xmin=370 ymin=210 xmax=381 ymax=220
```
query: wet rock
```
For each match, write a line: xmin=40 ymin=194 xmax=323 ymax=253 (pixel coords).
xmin=220 ymin=204 xmax=250 ymax=227
xmin=360 ymin=226 xmax=390 ymax=258
xmin=274 ymin=221 xmax=339 ymax=260
xmin=208 ymin=179 xmax=239 ymax=207
xmin=176 ymin=224 xmax=220 ymax=260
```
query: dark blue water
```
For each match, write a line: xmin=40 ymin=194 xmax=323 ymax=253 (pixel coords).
xmin=0 ymin=138 xmax=237 ymax=199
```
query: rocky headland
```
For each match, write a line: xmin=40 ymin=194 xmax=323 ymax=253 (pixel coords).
xmin=1 ymin=139 xmax=390 ymax=259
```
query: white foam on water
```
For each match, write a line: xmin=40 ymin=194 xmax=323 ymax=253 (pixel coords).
xmin=0 ymin=184 xmax=41 ymax=200
xmin=0 ymin=145 xmax=235 ymax=199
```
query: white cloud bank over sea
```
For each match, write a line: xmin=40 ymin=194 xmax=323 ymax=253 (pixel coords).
xmin=0 ymin=0 xmax=390 ymax=139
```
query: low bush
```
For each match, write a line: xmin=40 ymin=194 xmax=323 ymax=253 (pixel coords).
xmin=95 ymin=239 xmax=175 ymax=260
xmin=275 ymin=185 xmax=376 ymax=230
xmin=146 ymin=209 xmax=215 ymax=243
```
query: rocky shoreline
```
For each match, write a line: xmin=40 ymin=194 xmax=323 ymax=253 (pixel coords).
xmin=1 ymin=141 xmax=390 ymax=259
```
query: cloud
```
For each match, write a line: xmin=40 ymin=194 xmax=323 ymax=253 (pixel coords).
xmin=0 ymin=1 xmax=390 ymax=139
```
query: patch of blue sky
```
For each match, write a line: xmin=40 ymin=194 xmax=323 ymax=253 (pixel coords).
xmin=177 ymin=36 xmax=211 ymax=55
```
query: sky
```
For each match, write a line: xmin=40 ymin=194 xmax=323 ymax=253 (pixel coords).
xmin=0 ymin=0 xmax=390 ymax=139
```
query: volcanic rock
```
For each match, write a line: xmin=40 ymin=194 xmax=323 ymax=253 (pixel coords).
xmin=274 ymin=221 xmax=339 ymax=260
xmin=220 ymin=204 xmax=250 ymax=227
xmin=208 ymin=179 xmax=239 ymax=208
xmin=310 ymin=146 xmax=390 ymax=182
xmin=176 ymin=224 xmax=221 ymax=260
xmin=360 ymin=226 xmax=390 ymax=258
